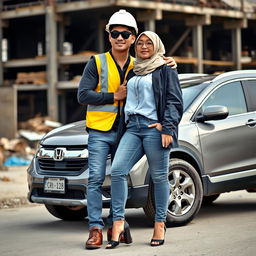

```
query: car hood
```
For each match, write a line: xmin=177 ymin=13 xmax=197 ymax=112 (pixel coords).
xmin=40 ymin=121 xmax=88 ymax=146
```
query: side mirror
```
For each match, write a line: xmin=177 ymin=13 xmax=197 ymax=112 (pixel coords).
xmin=196 ymin=105 xmax=229 ymax=122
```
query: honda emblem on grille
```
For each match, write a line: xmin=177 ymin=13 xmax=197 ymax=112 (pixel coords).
xmin=53 ymin=148 xmax=65 ymax=161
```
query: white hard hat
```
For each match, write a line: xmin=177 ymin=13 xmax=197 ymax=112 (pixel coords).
xmin=106 ymin=9 xmax=138 ymax=34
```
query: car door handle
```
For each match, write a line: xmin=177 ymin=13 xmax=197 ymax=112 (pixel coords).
xmin=246 ymin=119 xmax=256 ymax=127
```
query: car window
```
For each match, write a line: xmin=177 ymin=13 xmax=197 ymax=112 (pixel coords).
xmin=181 ymin=82 xmax=210 ymax=111
xmin=202 ymin=81 xmax=247 ymax=116
xmin=242 ymin=80 xmax=256 ymax=112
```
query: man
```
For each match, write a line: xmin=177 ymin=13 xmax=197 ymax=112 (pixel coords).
xmin=77 ymin=9 xmax=176 ymax=249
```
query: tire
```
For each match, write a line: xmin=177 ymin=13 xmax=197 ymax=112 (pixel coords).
xmin=45 ymin=204 xmax=87 ymax=221
xmin=143 ymin=158 xmax=203 ymax=227
xmin=202 ymin=194 xmax=220 ymax=205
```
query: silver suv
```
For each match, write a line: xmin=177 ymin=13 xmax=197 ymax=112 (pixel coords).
xmin=27 ymin=70 xmax=256 ymax=226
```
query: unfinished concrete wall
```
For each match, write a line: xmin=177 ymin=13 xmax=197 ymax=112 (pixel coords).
xmin=0 ymin=87 xmax=17 ymax=139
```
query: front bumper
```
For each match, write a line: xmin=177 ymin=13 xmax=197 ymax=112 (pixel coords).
xmin=27 ymin=155 xmax=150 ymax=208
xmin=27 ymin=157 xmax=90 ymax=206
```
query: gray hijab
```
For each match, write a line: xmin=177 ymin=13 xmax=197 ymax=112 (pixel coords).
xmin=133 ymin=31 xmax=166 ymax=76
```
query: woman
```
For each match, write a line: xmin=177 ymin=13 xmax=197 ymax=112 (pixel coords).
xmin=106 ymin=31 xmax=183 ymax=249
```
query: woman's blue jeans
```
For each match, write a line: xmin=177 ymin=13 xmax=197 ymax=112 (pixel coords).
xmin=111 ymin=115 xmax=170 ymax=222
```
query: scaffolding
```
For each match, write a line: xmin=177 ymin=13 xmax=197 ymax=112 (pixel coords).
xmin=0 ymin=0 xmax=256 ymax=138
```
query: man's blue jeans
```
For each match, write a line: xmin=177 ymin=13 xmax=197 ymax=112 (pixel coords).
xmin=110 ymin=115 xmax=170 ymax=222
xmin=87 ymin=129 xmax=117 ymax=229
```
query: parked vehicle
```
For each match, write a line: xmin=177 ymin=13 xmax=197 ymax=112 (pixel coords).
xmin=27 ymin=70 xmax=256 ymax=226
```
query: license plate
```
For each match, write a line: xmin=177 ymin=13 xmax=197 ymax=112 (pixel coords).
xmin=44 ymin=177 xmax=65 ymax=194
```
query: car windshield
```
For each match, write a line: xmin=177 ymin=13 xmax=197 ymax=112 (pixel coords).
xmin=180 ymin=77 xmax=213 ymax=110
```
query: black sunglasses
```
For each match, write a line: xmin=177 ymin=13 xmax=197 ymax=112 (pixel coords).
xmin=110 ymin=30 xmax=132 ymax=39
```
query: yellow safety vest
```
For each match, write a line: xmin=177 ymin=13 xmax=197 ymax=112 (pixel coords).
xmin=86 ymin=52 xmax=134 ymax=131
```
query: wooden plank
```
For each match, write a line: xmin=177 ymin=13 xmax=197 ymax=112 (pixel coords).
xmin=57 ymin=81 xmax=79 ymax=89
xmin=173 ymin=56 xmax=198 ymax=64
xmin=4 ymin=57 xmax=47 ymax=68
xmin=1 ymin=5 xmax=45 ymax=19
xmin=58 ymin=55 xmax=91 ymax=64
xmin=168 ymin=28 xmax=192 ymax=56
xmin=202 ymin=59 xmax=235 ymax=66
xmin=173 ymin=56 xmax=235 ymax=66
xmin=13 ymin=84 xmax=48 ymax=91
xmin=241 ymin=61 xmax=256 ymax=66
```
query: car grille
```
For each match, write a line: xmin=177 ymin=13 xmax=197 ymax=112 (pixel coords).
xmin=37 ymin=146 xmax=88 ymax=176
xmin=38 ymin=159 xmax=88 ymax=173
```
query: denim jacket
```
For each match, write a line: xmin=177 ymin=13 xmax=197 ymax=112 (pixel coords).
xmin=117 ymin=65 xmax=183 ymax=149
xmin=151 ymin=65 xmax=183 ymax=148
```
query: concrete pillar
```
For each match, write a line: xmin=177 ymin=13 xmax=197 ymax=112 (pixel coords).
xmin=46 ymin=5 xmax=58 ymax=121
xmin=0 ymin=87 xmax=17 ymax=139
xmin=144 ymin=20 xmax=155 ymax=32
xmin=232 ymin=28 xmax=242 ymax=70
xmin=98 ymin=19 xmax=105 ymax=53
xmin=193 ymin=25 xmax=203 ymax=73
xmin=58 ymin=17 xmax=65 ymax=81
xmin=0 ymin=1 xmax=3 ymax=87
xmin=224 ymin=19 xmax=247 ymax=70
xmin=58 ymin=91 xmax=66 ymax=124
xmin=241 ymin=0 xmax=245 ymax=12
xmin=137 ymin=9 xmax=162 ymax=33
xmin=186 ymin=15 xmax=211 ymax=73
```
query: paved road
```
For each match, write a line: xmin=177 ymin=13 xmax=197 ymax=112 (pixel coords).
xmin=0 ymin=190 xmax=255 ymax=256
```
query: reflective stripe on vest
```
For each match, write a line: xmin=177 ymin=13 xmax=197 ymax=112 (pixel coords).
xmin=86 ymin=52 xmax=134 ymax=131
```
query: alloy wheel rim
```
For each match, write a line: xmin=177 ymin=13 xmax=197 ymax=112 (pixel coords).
xmin=168 ymin=169 xmax=195 ymax=216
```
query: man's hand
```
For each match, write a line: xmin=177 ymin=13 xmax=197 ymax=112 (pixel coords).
xmin=163 ymin=56 xmax=177 ymax=69
xmin=148 ymin=122 xmax=173 ymax=148
xmin=114 ymin=80 xmax=127 ymax=100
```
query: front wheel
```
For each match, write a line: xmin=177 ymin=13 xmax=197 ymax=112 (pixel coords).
xmin=143 ymin=158 xmax=203 ymax=227
xmin=45 ymin=204 xmax=87 ymax=221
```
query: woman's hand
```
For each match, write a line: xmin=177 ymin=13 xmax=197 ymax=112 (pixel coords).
xmin=163 ymin=56 xmax=177 ymax=69
xmin=148 ymin=123 xmax=173 ymax=148
xmin=161 ymin=134 xmax=173 ymax=148
xmin=148 ymin=122 xmax=162 ymax=131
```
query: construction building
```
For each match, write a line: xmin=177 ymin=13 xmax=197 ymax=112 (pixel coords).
xmin=0 ymin=0 xmax=256 ymax=138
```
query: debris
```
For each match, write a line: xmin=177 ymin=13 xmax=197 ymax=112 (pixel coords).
xmin=19 ymin=130 xmax=45 ymax=142
xmin=18 ymin=115 xmax=62 ymax=133
xmin=0 ymin=137 xmax=34 ymax=169
xmin=0 ymin=115 xmax=61 ymax=168
xmin=15 ymin=71 xmax=47 ymax=85
xmin=3 ymin=156 xmax=31 ymax=167
xmin=0 ymin=147 xmax=5 ymax=167
xmin=0 ymin=197 xmax=29 ymax=209
xmin=0 ymin=137 xmax=32 ymax=154
xmin=0 ymin=176 xmax=11 ymax=182
xmin=44 ymin=120 xmax=62 ymax=128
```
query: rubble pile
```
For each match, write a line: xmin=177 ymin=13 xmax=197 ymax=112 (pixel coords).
xmin=18 ymin=115 xmax=61 ymax=133
xmin=0 ymin=137 xmax=33 ymax=170
xmin=15 ymin=71 xmax=47 ymax=85
xmin=0 ymin=115 xmax=61 ymax=170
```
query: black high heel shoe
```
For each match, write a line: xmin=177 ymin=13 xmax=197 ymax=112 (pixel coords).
xmin=106 ymin=221 xmax=132 ymax=249
xmin=150 ymin=225 xmax=166 ymax=247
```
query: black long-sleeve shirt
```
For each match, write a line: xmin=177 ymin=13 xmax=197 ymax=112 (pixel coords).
xmin=77 ymin=51 xmax=131 ymax=106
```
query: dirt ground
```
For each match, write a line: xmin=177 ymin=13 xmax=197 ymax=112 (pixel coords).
xmin=0 ymin=166 xmax=32 ymax=209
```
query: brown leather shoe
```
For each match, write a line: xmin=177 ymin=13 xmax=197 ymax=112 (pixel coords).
xmin=85 ymin=227 xmax=103 ymax=249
